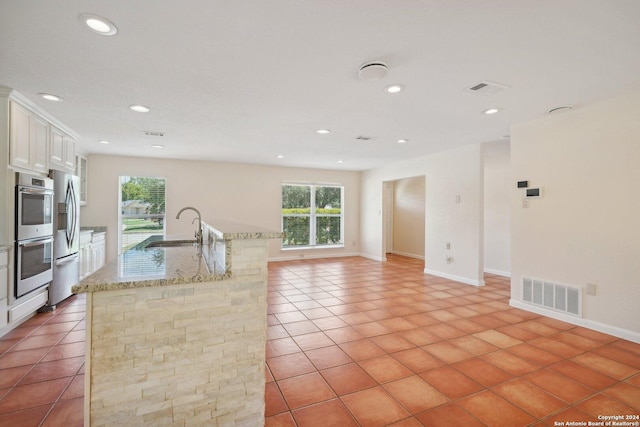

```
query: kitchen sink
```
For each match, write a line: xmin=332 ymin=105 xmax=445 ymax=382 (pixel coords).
xmin=145 ymin=240 xmax=197 ymax=248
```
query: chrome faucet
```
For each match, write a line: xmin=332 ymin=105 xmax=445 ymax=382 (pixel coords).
xmin=176 ymin=206 xmax=202 ymax=245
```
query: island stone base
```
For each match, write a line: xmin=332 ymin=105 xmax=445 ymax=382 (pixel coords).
xmin=83 ymin=239 xmax=269 ymax=426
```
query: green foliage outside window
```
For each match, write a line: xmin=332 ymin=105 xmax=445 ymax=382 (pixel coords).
xmin=282 ymin=184 xmax=343 ymax=247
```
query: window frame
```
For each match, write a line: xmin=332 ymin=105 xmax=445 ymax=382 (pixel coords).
xmin=118 ymin=176 xmax=167 ymax=254
xmin=281 ymin=183 xmax=344 ymax=249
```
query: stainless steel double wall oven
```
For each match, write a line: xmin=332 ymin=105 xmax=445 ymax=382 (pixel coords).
xmin=15 ymin=173 xmax=54 ymax=298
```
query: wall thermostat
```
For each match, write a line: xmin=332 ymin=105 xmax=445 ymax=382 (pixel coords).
xmin=526 ymin=187 xmax=542 ymax=198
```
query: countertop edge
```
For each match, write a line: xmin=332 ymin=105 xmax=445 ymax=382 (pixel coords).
xmin=72 ymin=271 xmax=231 ymax=294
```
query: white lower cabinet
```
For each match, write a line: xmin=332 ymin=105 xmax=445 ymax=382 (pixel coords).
xmin=79 ymin=232 xmax=106 ymax=280
xmin=90 ymin=233 xmax=106 ymax=273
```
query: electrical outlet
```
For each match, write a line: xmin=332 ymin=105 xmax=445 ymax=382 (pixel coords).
xmin=446 ymin=242 xmax=451 ymax=250
xmin=522 ymin=198 xmax=529 ymax=208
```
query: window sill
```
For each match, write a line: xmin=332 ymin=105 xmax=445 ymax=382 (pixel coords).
xmin=281 ymin=244 xmax=345 ymax=251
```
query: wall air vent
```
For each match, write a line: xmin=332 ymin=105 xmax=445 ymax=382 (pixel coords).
xmin=143 ymin=131 xmax=165 ymax=137
xmin=522 ymin=277 xmax=582 ymax=317
xmin=465 ymin=81 xmax=510 ymax=95
xmin=355 ymin=136 xmax=374 ymax=141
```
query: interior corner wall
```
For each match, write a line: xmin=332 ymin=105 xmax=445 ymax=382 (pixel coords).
xmin=510 ymin=88 xmax=640 ymax=338
xmin=392 ymin=176 xmax=425 ymax=259
xmin=483 ymin=141 xmax=511 ymax=277
xmin=80 ymin=155 xmax=361 ymax=263
xmin=360 ymin=143 xmax=484 ymax=285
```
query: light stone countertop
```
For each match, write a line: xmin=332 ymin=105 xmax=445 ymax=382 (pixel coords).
xmin=203 ymin=219 xmax=284 ymax=240
xmin=72 ymin=242 xmax=227 ymax=294
xmin=72 ymin=221 xmax=282 ymax=294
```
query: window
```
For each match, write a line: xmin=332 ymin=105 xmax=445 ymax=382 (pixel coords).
xmin=281 ymin=184 xmax=343 ymax=248
xmin=118 ymin=176 xmax=166 ymax=253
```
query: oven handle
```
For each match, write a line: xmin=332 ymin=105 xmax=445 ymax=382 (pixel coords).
xmin=18 ymin=237 xmax=54 ymax=248
xmin=55 ymin=254 xmax=79 ymax=266
xmin=19 ymin=186 xmax=54 ymax=196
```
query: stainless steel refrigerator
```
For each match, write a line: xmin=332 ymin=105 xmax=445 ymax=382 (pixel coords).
xmin=48 ymin=169 xmax=80 ymax=308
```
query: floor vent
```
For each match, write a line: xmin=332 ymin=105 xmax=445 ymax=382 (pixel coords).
xmin=522 ymin=277 xmax=582 ymax=317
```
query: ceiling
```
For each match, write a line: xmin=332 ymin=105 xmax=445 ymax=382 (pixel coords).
xmin=1 ymin=1 xmax=640 ymax=171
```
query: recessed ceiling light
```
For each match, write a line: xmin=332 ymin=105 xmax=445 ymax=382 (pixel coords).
xmin=80 ymin=14 xmax=118 ymax=36
xmin=316 ymin=129 xmax=331 ymax=134
xmin=151 ymin=144 xmax=164 ymax=149
xmin=499 ymin=135 xmax=510 ymax=140
xmin=98 ymin=140 xmax=110 ymax=144
xmin=397 ymin=139 xmax=408 ymax=144
xmin=276 ymin=155 xmax=284 ymax=159
xmin=39 ymin=93 xmax=63 ymax=102
xmin=385 ymin=84 xmax=404 ymax=94
xmin=482 ymin=108 xmax=501 ymax=115
xmin=337 ymin=160 xmax=344 ymax=164
xmin=130 ymin=105 xmax=150 ymax=113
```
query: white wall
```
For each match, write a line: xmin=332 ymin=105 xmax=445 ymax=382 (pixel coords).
xmin=510 ymin=89 xmax=640 ymax=338
xmin=81 ymin=155 xmax=360 ymax=262
xmin=392 ymin=176 xmax=425 ymax=259
xmin=361 ymin=144 xmax=484 ymax=286
xmin=483 ymin=141 xmax=511 ymax=276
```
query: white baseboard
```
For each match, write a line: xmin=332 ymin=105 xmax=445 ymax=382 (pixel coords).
xmin=359 ymin=253 xmax=386 ymax=262
xmin=509 ymin=299 xmax=640 ymax=344
xmin=269 ymin=251 xmax=361 ymax=262
xmin=484 ymin=268 xmax=511 ymax=278
xmin=391 ymin=250 xmax=425 ymax=260
xmin=424 ymin=268 xmax=485 ymax=287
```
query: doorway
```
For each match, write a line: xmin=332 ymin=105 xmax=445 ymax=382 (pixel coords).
xmin=382 ymin=176 xmax=426 ymax=262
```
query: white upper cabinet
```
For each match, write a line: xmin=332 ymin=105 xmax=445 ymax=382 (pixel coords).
xmin=32 ymin=116 xmax=49 ymax=173
xmin=76 ymin=154 xmax=88 ymax=205
xmin=8 ymin=91 xmax=77 ymax=176
xmin=9 ymin=101 xmax=48 ymax=174
xmin=49 ymin=126 xmax=75 ymax=173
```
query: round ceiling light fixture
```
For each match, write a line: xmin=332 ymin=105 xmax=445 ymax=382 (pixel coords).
xmin=316 ymin=129 xmax=331 ymax=134
xmin=39 ymin=93 xmax=63 ymax=102
xmin=548 ymin=105 xmax=573 ymax=114
xmin=98 ymin=140 xmax=110 ymax=144
xmin=130 ymin=104 xmax=150 ymax=113
xmin=358 ymin=61 xmax=388 ymax=80
xmin=482 ymin=107 xmax=501 ymax=115
xmin=397 ymin=139 xmax=408 ymax=144
xmin=385 ymin=84 xmax=404 ymax=94
xmin=80 ymin=14 xmax=118 ymax=36
xmin=151 ymin=144 xmax=164 ymax=149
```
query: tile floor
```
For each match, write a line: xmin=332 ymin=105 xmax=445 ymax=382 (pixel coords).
xmin=265 ymin=255 xmax=640 ymax=426
xmin=0 ymin=293 xmax=86 ymax=426
xmin=1 ymin=255 xmax=638 ymax=426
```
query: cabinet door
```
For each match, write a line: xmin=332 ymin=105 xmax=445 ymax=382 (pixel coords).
xmin=97 ymin=241 xmax=106 ymax=270
xmin=9 ymin=102 xmax=31 ymax=170
xmin=77 ymin=155 xmax=88 ymax=205
xmin=50 ymin=126 xmax=65 ymax=168
xmin=64 ymin=138 xmax=75 ymax=172
xmin=31 ymin=116 xmax=49 ymax=173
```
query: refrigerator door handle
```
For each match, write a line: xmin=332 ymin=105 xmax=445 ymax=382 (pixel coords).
xmin=55 ymin=254 xmax=79 ymax=266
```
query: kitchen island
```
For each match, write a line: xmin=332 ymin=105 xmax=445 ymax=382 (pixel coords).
xmin=72 ymin=221 xmax=282 ymax=427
